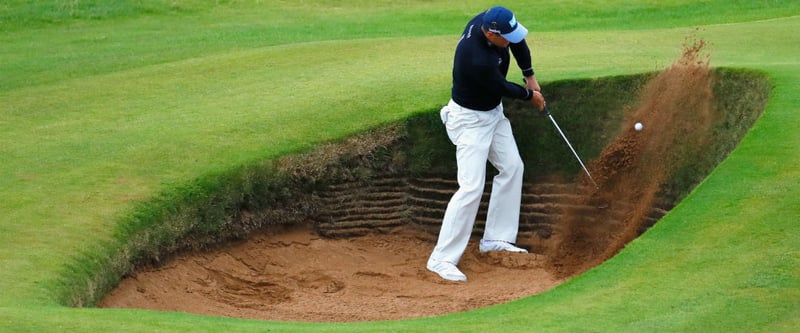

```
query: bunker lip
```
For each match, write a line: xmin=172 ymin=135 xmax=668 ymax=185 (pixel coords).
xmin=99 ymin=40 xmax=769 ymax=322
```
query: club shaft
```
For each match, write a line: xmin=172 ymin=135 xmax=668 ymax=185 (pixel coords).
xmin=546 ymin=112 xmax=598 ymax=188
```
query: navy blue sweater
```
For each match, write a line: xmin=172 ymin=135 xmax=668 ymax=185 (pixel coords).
xmin=451 ymin=12 xmax=535 ymax=111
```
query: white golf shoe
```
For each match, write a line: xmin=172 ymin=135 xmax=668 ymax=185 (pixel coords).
xmin=479 ymin=239 xmax=528 ymax=253
xmin=426 ymin=259 xmax=467 ymax=282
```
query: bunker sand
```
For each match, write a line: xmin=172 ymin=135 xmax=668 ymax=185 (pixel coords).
xmin=100 ymin=225 xmax=561 ymax=322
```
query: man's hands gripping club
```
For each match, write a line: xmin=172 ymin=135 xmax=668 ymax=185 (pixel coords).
xmin=524 ymin=76 xmax=546 ymax=112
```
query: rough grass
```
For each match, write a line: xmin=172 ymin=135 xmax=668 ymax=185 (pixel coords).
xmin=1 ymin=1 xmax=799 ymax=332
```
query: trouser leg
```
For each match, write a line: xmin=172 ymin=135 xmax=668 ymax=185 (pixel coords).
xmin=429 ymin=101 xmax=495 ymax=264
xmin=483 ymin=109 xmax=524 ymax=243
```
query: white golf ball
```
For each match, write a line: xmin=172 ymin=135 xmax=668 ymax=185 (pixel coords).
xmin=634 ymin=122 xmax=643 ymax=131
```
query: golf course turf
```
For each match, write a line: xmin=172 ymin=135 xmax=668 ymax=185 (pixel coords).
xmin=1 ymin=1 xmax=798 ymax=332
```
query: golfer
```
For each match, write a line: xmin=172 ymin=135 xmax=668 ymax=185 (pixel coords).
xmin=427 ymin=6 xmax=546 ymax=282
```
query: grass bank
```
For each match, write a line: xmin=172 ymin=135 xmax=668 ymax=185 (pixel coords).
xmin=1 ymin=1 xmax=798 ymax=332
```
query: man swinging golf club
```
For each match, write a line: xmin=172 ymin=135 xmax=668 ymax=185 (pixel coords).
xmin=427 ymin=6 xmax=546 ymax=282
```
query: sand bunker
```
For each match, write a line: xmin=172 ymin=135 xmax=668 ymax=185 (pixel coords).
xmin=100 ymin=39 xmax=719 ymax=322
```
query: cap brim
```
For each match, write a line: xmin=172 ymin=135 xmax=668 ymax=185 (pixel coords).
xmin=501 ymin=23 xmax=528 ymax=43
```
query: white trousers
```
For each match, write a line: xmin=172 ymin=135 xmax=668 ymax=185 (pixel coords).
xmin=429 ymin=99 xmax=524 ymax=265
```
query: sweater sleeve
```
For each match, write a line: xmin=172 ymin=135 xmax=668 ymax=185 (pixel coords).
xmin=510 ymin=39 xmax=535 ymax=77
xmin=475 ymin=64 xmax=533 ymax=101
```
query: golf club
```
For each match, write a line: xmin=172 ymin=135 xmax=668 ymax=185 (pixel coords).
xmin=543 ymin=104 xmax=599 ymax=189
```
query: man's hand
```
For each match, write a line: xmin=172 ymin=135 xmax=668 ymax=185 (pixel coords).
xmin=531 ymin=90 xmax=546 ymax=111
xmin=524 ymin=76 xmax=545 ymax=111
xmin=524 ymin=75 xmax=541 ymax=92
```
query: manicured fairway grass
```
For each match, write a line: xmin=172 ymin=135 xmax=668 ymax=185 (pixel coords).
xmin=1 ymin=1 xmax=798 ymax=332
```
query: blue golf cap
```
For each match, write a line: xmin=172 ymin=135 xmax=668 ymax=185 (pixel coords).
xmin=482 ymin=6 xmax=528 ymax=43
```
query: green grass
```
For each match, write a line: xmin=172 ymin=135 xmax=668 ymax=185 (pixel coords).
xmin=1 ymin=1 xmax=799 ymax=332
